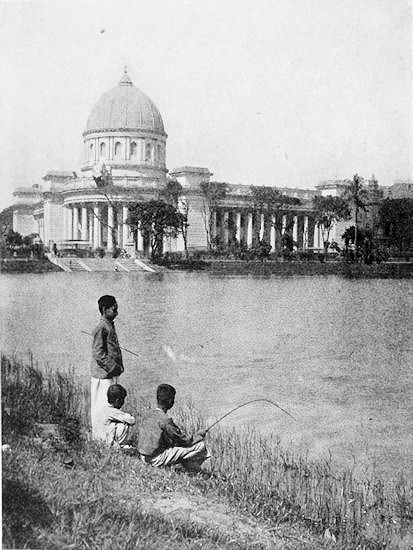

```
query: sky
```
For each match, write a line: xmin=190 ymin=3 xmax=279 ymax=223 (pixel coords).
xmin=0 ymin=0 xmax=412 ymax=210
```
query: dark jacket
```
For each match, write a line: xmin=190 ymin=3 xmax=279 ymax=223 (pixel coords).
xmin=90 ymin=317 xmax=124 ymax=379
xmin=138 ymin=408 xmax=194 ymax=458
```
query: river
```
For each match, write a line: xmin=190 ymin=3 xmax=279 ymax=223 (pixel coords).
xmin=1 ymin=271 xmax=412 ymax=478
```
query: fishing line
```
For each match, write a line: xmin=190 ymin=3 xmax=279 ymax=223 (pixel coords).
xmin=80 ymin=330 xmax=140 ymax=359
xmin=205 ymin=398 xmax=296 ymax=433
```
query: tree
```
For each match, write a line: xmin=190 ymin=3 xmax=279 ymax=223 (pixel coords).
xmin=200 ymin=181 xmax=227 ymax=250
xmin=126 ymin=200 xmax=182 ymax=260
xmin=378 ymin=198 xmax=413 ymax=255
xmin=312 ymin=195 xmax=351 ymax=256
xmin=250 ymin=186 xmax=301 ymax=254
xmin=341 ymin=174 xmax=369 ymax=261
xmin=162 ymin=179 xmax=190 ymax=259
xmin=5 ymin=229 xmax=23 ymax=249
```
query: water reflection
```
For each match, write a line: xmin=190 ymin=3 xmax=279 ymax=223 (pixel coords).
xmin=0 ymin=271 xmax=412 ymax=478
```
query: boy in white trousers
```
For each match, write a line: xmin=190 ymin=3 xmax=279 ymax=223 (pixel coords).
xmin=94 ymin=384 xmax=135 ymax=448
xmin=90 ymin=295 xmax=124 ymax=438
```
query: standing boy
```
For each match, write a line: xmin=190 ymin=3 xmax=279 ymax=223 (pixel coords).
xmin=138 ymin=384 xmax=211 ymax=472
xmin=91 ymin=295 xmax=124 ymax=438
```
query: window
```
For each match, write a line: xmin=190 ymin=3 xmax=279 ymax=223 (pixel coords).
xmin=89 ymin=143 xmax=94 ymax=160
xmin=145 ymin=142 xmax=152 ymax=162
xmin=157 ymin=143 xmax=162 ymax=162
xmin=130 ymin=141 xmax=137 ymax=157
xmin=100 ymin=142 xmax=106 ymax=158
xmin=114 ymin=141 xmax=122 ymax=158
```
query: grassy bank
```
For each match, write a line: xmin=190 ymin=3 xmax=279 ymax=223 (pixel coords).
xmin=0 ymin=258 xmax=63 ymax=273
xmin=2 ymin=354 xmax=412 ymax=549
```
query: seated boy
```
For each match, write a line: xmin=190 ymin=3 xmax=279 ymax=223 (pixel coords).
xmin=138 ymin=384 xmax=211 ymax=472
xmin=94 ymin=384 xmax=135 ymax=448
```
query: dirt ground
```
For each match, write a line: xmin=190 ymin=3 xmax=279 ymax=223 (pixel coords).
xmin=140 ymin=488 xmax=330 ymax=549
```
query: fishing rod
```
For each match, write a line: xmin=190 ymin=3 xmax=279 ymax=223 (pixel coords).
xmin=204 ymin=398 xmax=296 ymax=433
xmin=80 ymin=330 xmax=140 ymax=359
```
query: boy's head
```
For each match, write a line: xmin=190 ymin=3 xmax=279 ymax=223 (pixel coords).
xmin=156 ymin=384 xmax=176 ymax=411
xmin=107 ymin=384 xmax=127 ymax=409
xmin=98 ymin=295 xmax=118 ymax=320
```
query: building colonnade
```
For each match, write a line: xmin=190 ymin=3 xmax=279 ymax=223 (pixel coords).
xmin=210 ymin=208 xmax=325 ymax=250
xmin=62 ymin=203 xmax=144 ymax=252
xmin=61 ymin=203 xmax=326 ymax=254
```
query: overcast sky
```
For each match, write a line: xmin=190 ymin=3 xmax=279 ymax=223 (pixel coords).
xmin=0 ymin=0 xmax=412 ymax=210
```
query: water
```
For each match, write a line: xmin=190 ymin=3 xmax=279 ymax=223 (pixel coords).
xmin=1 ymin=271 xmax=412 ymax=478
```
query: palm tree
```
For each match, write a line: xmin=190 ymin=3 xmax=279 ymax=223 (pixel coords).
xmin=342 ymin=174 xmax=369 ymax=261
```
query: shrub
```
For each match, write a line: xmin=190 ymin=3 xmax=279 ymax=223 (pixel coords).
xmin=95 ymin=247 xmax=106 ymax=258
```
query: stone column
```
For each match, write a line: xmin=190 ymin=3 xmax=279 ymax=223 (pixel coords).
xmin=67 ymin=206 xmax=73 ymax=240
xmin=270 ymin=215 xmax=276 ymax=250
xmin=293 ymin=215 xmax=298 ymax=248
xmin=88 ymin=210 xmax=93 ymax=244
xmin=63 ymin=206 xmax=68 ymax=240
xmin=107 ymin=205 xmax=114 ymax=252
xmin=93 ymin=205 xmax=100 ymax=248
xmin=125 ymin=137 xmax=130 ymax=160
xmin=259 ymin=213 xmax=265 ymax=241
xmin=313 ymin=223 xmax=320 ymax=248
xmin=303 ymin=215 xmax=309 ymax=249
xmin=117 ymin=212 xmax=122 ymax=249
xmin=247 ymin=212 xmax=253 ymax=247
xmin=122 ymin=206 xmax=129 ymax=249
xmin=81 ymin=206 xmax=88 ymax=241
xmin=281 ymin=214 xmax=287 ymax=235
xmin=235 ymin=211 xmax=241 ymax=243
xmin=72 ymin=207 xmax=79 ymax=240
xmin=137 ymin=224 xmax=144 ymax=252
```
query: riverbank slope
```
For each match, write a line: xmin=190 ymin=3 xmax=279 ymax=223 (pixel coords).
xmin=2 ymin=354 xmax=411 ymax=549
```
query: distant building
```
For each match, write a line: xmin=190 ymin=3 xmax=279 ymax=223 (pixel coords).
xmin=5 ymin=71 xmax=409 ymax=255
xmin=383 ymin=180 xmax=413 ymax=199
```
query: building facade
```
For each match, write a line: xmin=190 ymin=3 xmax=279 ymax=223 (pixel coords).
xmin=8 ymin=71 xmax=406 ymax=256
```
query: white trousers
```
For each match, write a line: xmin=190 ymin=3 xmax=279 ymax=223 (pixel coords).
xmin=90 ymin=376 xmax=118 ymax=438
xmin=106 ymin=422 xmax=129 ymax=448
xmin=144 ymin=441 xmax=211 ymax=471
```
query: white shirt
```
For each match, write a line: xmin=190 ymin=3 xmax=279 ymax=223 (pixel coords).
xmin=94 ymin=403 xmax=135 ymax=445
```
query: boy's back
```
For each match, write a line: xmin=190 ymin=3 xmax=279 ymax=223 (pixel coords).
xmin=138 ymin=408 xmax=192 ymax=458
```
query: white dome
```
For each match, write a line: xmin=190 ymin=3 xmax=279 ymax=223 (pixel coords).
xmin=84 ymin=72 xmax=165 ymax=135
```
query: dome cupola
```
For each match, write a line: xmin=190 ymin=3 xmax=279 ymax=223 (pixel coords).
xmin=81 ymin=69 xmax=167 ymax=186
xmin=84 ymin=70 xmax=165 ymax=135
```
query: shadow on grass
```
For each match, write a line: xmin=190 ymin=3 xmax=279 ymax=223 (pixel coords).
xmin=2 ymin=477 xmax=54 ymax=549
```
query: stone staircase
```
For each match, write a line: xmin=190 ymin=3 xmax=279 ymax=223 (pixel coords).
xmin=50 ymin=257 xmax=90 ymax=272
xmin=115 ymin=258 xmax=156 ymax=273
xmin=80 ymin=258 xmax=120 ymax=272
xmin=48 ymin=254 xmax=157 ymax=273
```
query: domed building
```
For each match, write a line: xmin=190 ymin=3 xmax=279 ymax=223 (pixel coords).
xmin=12 ymin=70 xmax=185 ymax=256
xmin=9 ymin=70 xmax=369 ymax=262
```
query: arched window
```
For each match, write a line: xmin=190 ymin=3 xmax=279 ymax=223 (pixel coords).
xmin=114 ymin=141 xmax=122 ymax=158
xmin=145 ymin=142 xmax=152 ymax=162
xmin=89 ymin=143 xmax=94 ymax=160
xmin=100 ymin=142 xmax=106 ymax=158
xmin=130 ymin=141 xmax=137 ymax=157
xmin=157 ymin=143 xmax=162 ymax=162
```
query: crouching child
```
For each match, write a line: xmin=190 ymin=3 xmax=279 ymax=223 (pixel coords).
xmin=94 ymin=384 xmax=135 ymax=448
xmin=138 ymin=384 xmax=211 ymax=472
